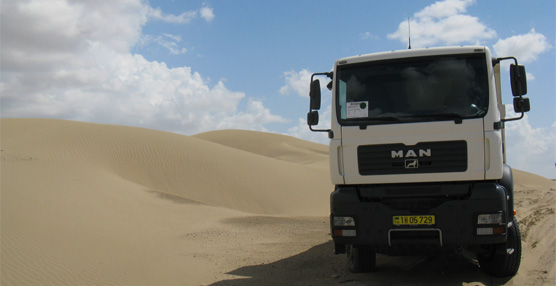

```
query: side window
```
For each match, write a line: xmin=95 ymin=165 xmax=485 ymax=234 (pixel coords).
xmin=339 ymin=79 xmax=347 ymax=119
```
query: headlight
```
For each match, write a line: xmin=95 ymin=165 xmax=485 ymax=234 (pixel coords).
xmin=333 ymin=216 xmax=355 ymax=227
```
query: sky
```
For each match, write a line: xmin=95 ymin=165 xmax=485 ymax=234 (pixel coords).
xmin=1 ymin=0 xmax=555 ymax=178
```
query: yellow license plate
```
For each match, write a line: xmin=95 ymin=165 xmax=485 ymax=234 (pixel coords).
xmin=393 ymin=215 xmax=435 ymax=226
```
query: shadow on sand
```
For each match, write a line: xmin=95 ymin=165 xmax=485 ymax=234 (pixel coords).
xmin=210 ymin=241 xmax=512 ymax=286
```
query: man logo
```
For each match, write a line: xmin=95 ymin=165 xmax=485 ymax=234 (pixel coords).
xmin=391 ymin=149 xmax=431 ymax=158
xmin=405 ymin=159 xmax=419 ymax=169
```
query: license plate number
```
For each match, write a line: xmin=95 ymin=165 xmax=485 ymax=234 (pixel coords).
xmin=393 ymin=215 xmax=435 ymax=226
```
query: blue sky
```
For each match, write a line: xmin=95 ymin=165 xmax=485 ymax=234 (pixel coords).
xmin=1 ymin=0 xmax=555 ymax=178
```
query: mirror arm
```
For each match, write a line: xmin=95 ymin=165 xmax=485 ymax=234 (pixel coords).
xmin=311 ymin=72 xmax=333 ymax=81
xmin=309 ymin=125 xmax=334 ymax=138
xmin=495 ymin=56 xmax=518 ymax=66
xmin=501 ymin=112 xmax=524 ymax=122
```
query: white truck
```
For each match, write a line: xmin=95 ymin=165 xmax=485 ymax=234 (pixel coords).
xmin=307 ymin=46 xmax=530 ymax=277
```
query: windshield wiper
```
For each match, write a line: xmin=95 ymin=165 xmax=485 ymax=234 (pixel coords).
xmin=401 ymin=113 xmax=463 ymax=124
xmin=366 ymin=116 xmax=401 ymax=122
xmin=358 ymin=117 xmax=401 ymax=129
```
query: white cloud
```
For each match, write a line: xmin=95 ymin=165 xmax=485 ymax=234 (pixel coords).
xmin=493 ymin=29 xmax=552 ymax=63
xmin=148 ymin=4 xmax=214 ymax=24
xmin=163 ymin=33 xmax=182 ymax=42
xmin=525 ymin=72 xmax=535 ymax=81
xmin=414 ymin=0 xmax=472 ymax=19
xmin=147 ymin=6 xmax=197 ymax=24
xmin=217 ymin=99 xmax=288 ymax=131
xmin=200 ymin=6 xmax=215 ymax=22
xmin=138 ymin=34 xmax=188 ymax=55
xmin=280 ymin=69 xmax=312 ymax=98
xmin=0 ymin=0 xmax=283 ymax=135
xmin=388 ymin=0 xmax=496 ymax=48
xmin=0 ymin=0 xmax=147 ymax=59
xmin=360 ymin=32 xmax=378 ymax=40
xmin=504 ymin=107 xmax=556 ymax=179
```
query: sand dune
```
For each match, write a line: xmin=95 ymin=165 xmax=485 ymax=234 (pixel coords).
xmin=194 ymin=129 xmax=329 ymax=166
xmin=1 ymin=118 xmax=554 ymax=285
xmin=1 ymin=118 xmax=331 ymax=216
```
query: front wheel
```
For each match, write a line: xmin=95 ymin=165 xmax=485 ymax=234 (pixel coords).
xmin=477 ymin=216 xmax=522 ymax=277
xmin=347 ymin=245 xmax=376 ymax=273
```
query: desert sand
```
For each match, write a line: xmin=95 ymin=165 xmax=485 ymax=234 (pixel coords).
xmin=1 ymin=118 xmax=554 ymax=286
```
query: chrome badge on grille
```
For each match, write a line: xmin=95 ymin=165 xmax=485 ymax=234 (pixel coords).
xmin=404 ymin=159 xmax=419 ymax=168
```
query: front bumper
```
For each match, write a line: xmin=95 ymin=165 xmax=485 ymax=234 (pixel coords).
xmin=330 ymin=182 xmax=509 ymax=254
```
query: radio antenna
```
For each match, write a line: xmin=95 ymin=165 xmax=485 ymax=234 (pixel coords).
xmin=408 ymin=18 xmax=412 ymax=49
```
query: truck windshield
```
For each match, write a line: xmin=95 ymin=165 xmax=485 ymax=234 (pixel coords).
xmin=336 ymin=53 xmax=489 ymax=125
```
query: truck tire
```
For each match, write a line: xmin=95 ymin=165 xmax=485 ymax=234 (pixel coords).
xmin=477 ymin=216 xmax=522 ymax=277
xmin=347 ymin=245 xmax=376 ymax=273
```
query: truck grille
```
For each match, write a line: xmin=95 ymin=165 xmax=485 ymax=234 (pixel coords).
xmin=358 ymin=141 xmax=467 ymax=175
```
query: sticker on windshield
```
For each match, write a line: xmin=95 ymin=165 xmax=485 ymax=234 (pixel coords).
xmin=347 ymin=101 xmax=368 ymax=118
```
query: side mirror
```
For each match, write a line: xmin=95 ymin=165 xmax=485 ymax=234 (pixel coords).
xmin=309 ymin=79 xmax=321 ymax=110
xmin=513 ymin=97 xmax=530 ymax=113
xmin=510 ymin=64 xmax=527 ymax=96
xmin=307 ymin=111 xmax=319 ymax=126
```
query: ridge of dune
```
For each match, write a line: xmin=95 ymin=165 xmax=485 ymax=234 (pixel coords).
xmin=1 ymin=118 xmax=331 ymax=215
xmin=513 ymin=169 xmax=555 ymax=188
xmin=194 ymin=129 xmax=329 ymax=166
